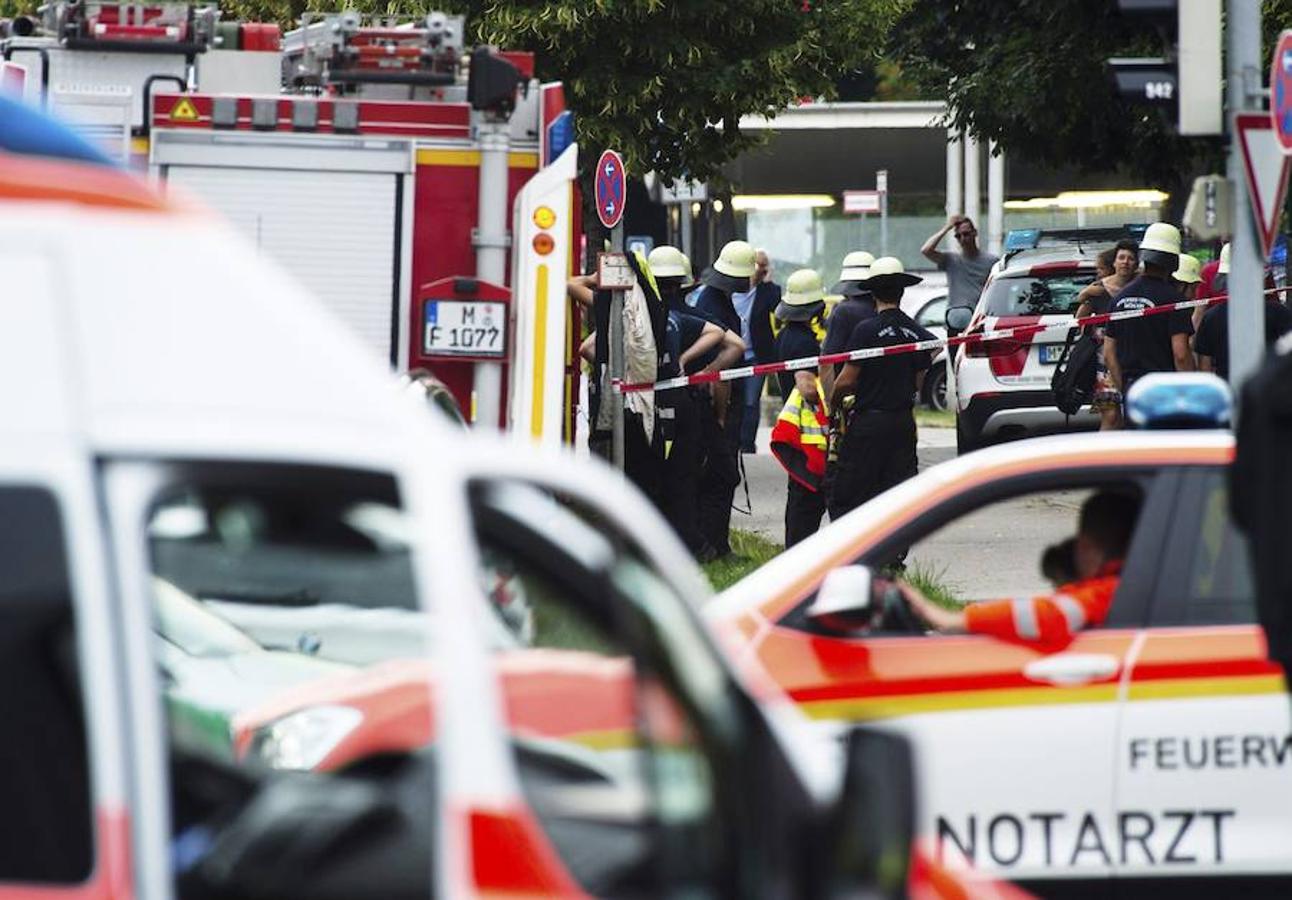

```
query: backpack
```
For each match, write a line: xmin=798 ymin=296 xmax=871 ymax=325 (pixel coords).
xmin=1050 ymin=327 xmax=1099 ymax=416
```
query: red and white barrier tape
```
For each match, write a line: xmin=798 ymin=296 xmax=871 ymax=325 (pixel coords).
xmin=613 ymin=291 xmax=1249 ymax=394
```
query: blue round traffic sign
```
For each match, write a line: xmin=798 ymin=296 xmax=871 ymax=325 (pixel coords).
xmin=1272 ymin=30 xmax=1292 ymax=153
xmin=595 ymin=149 xmax=626 ymax=229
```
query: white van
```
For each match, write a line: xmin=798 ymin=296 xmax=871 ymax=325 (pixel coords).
xmin=0 ymin=132 xmax=1005 ymax=898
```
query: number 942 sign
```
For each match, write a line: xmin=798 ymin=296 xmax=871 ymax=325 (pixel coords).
xmin=423 ymin=300 xmax=507 ymax=359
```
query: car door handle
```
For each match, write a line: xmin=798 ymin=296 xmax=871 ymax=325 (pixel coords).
xmin=1023 ymin=653 xmax=1120 ymax=686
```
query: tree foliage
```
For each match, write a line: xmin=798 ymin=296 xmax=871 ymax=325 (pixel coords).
xmin=889 ymin=0 xmax=1223 ymax=188
xmin=461 ymin=0 xmax=906 ymax=182
xmin=202 ymin=0 xmax=905 ymax=182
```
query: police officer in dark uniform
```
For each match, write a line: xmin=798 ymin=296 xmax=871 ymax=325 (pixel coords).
xmin=827 ymin=256 xmax=935 ymax=520
xmin=692 ymin=240 xmax=756 ymax=559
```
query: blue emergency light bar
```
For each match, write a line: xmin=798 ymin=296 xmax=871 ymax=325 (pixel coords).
xmin=1003 ymin=224 xmax=1151 ymax=253
xmin=1125 ymin=372 xmax=1232 ymax=429
xmin=1002 ymin=224 xmax=1154 ymax=266
xmin=1004 ymin=229 xmax=1041 ymax=252
xmin=0 ymin=94 xmax=116 ymax=167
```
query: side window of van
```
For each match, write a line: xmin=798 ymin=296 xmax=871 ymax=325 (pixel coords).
xmin=1158 ymin=469 xmax=1257 ymax=626
xmin=0 ymin=487 xmax=93 ymax=883
xmin=470 ymin=480 xmax=725 ymax=898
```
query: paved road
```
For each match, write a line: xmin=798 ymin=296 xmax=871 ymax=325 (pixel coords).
xmin=740 ymin=422 xmax=956 ymax=543
xmin=742 ymin=424 xmax=1081 ymax=600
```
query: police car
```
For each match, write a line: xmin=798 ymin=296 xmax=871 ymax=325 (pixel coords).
xmin=952 ymin=227 xmax=1141 ymax=453
xmin=709 ymin=378 xmax=1288 ymax=897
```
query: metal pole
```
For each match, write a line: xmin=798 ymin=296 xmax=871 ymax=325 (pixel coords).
xmin=680 ymin=202 xmax=693 ymax=261
xmin=987 ymin=142 xmax=1005 ymax=256
xmin=609 ymin=222 xmax=626 ymax=471
xmin=877 ymin=168 xmax=889 ymax=257
xmin=880 ymin=190 xmax=889 ymax=257
xmin=1227 ymin=0 xmax=1264 ymax=393
xmin=473 ymin=119 xmax=509 ymax=429
xmin=963 ymin=134 xmax=981 ymax=229
xmin=946 ymin=128 xmax=963 ymax=219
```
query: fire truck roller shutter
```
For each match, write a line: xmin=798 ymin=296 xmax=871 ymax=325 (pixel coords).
xmin=165 ymin=166 xmax=399 ymax=363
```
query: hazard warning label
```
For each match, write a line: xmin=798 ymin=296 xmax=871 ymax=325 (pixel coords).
xmin=169 ymin=97 xmax=200 ymax=123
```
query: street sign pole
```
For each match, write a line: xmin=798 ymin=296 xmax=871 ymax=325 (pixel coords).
xmin=877 ymin=169 xmax=889 ymax=257
xmin=609 ymin=222 xmax=626 ymax=473
xmin=1228 ymin=0 xmax=1264 ymax=393
xmin=680 ymin=203 xmax=693 ymax=260
xmin=594 ymin=149 xmax=629 ymax=472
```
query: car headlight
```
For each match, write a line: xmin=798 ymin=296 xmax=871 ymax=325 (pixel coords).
xmin=248 ymin=705 xmax=363 ymax=771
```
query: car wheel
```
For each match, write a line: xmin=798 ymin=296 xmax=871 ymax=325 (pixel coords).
xmin=924 ymin=367 xmax=948 ymax=412
xmin=955 ymin=415 xmax=980 ymax=455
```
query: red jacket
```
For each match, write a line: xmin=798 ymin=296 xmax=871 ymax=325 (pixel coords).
xmin=964 ymin=560 xmax=1122 ymax=646
xmin=770 ymin=385 xmax=828 ymax=491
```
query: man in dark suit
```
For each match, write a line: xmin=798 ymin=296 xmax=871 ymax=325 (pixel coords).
xmin=734 ymin=249 xmax=781 ymax=453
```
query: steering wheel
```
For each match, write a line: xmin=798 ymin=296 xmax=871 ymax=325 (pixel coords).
xmin=874 ymin=578 xmax=928 ymax=634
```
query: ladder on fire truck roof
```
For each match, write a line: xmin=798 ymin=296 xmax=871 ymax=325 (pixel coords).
xmin=0 ymin=0 xmax=281 ymax=147
xmin=1 ymin=2 xmax=277 ymax=55
xmin=282 ymin=11 xmax=465 ymax=92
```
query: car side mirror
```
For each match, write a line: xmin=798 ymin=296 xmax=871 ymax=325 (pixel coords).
xmin=807 ymin=566 xmax=879 ymax=632
xmin=945 ymin=306 xmax=972 ymax=332
xmin=824 ymin=727 xmax=916 ymax=899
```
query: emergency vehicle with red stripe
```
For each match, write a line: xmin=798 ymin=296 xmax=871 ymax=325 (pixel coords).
xmin=0 ymin=113 xmax=1028 ymax=896
xmin=1 ymin=3 xmax=583 ymax=444
xmin=707 ymin=393 xmax=1291 ymax=896
xmin=950 ymin=228 xmax=1141 ymax=453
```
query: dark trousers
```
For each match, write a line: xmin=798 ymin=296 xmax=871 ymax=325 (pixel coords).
xmin=590 ymin=408 xmax=663 ymax=510
xmin=740 ymin=374 xmax=765 ymax=451
xmin=826 ymin=408 xmax=918 ymax=521
xmin=660 ymin=388 xmax=705 ymax=555
xmin=785 ymin=477 xmax=826 ymax=548
xmin=698 ymin=391 xmax=745 ymax=557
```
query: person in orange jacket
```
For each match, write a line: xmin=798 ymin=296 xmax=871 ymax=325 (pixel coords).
xmin=898 ymin=491 xmax=1140 ymax=646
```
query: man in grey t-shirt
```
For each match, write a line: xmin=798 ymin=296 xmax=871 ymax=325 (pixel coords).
xmin=922 ymin=214 xmax=999 ymax=359
xmin=923 ymin=214 xmax=999 ymax=312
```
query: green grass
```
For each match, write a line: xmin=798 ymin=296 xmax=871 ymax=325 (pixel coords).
xmin=701 ymin=529 xmax=783 ymax=591
xmin=900 ymin=561 xmax=963 ymax=610
xmin=914 ymin=407 xmax=955 ymax=429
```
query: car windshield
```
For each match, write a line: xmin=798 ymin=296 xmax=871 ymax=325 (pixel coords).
xmin=153 ymin=576 xmax=261 ymax=657
xmin=982 ymin=271 xmax=1092 ymax=317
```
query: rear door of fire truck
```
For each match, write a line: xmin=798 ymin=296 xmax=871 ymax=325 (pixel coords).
xmin=153 ymin=119 xmax=410 ymax=365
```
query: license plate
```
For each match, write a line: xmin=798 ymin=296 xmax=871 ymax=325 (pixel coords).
xmin=423 ymin=300 xmax=506 ymax=358
xmin=1040 ymin=344 xmax=1065 ymax=365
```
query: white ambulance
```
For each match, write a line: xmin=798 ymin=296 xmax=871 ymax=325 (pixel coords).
xmin=0 ymin=115 xmax=1018 ymax=898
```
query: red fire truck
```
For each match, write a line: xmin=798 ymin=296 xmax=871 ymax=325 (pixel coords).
xmin=2 ymin=4 xmax=582 ymax=441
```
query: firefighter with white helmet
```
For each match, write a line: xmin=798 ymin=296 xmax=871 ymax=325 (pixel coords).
xmin=769 ymin=269 xmax=830 ymax=546
xmin=821 ymin=250 xmax=877 ymax=399
xmin=827 ymin=257 xmax=935 ymax=520
xmin=648 ymin=245 xmax=742 ymax=556
xmin=691 ymin=240 xmax=755 ymax=559
xmin=1104 ymin=222 xmax=1195 ymax=410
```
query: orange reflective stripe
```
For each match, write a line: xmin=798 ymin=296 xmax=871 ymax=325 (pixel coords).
xmin=963 ymin=600 xmax=1023 ymax=641
xmin=965 ymin=571 xmax=1119 ymax=646
xmin=0 ymin=154 xmax=173 ymax=212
